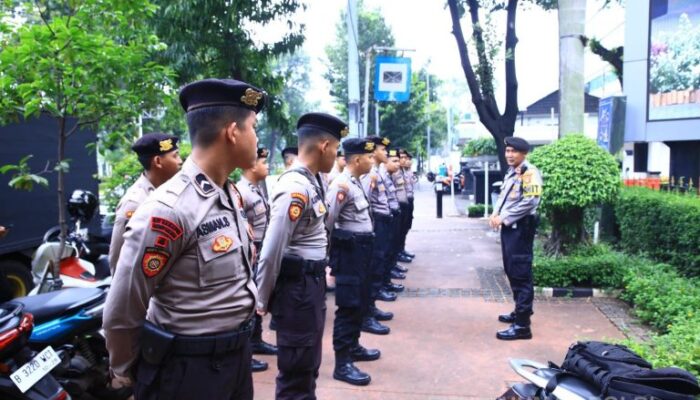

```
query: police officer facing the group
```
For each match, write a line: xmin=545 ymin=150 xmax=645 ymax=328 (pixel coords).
xmin=238 ymin=147 xmax=278 ymax=373
xmin=360 ymin=136 xmax=396 ymax=336
xmin=103 ymin=78 xmax=266 ymax=399
xmin=108 ymin=132 xmax=182 ymax=275
xmin=326 ymin=138 xmax=381 ymax=386
xmin=255 ymin=112 xmax=345 ymax=400
xmin=489 ymin=136 xmax=542 ymax=341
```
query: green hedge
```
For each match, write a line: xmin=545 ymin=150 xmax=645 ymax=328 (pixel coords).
xmin=621 ymin=262 xmax=700 ymax=377
xmin=533 ymin=244 xmax=644 ymax=289
xmin=467 ymin=204 xmax=493 ymax=217
xmin=615 ymin=187 xmax=700 ymax=277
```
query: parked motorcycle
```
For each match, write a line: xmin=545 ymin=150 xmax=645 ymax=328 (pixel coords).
xmin=12 ymin=287 xmax=130 ymax=400
xmin=30 ymin=190 xmax=111 ymax=296
xmin=498 ymin=358 xmax=600 ymax=400
xmin=0 ymin=301 xmax=70 ymax=400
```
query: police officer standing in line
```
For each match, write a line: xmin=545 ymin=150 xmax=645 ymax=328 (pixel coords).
xmin=382 ymin=150 xmax=407 ymax=289
xmin=238 ymin=147 xmax=278 ymax=373
xmin=108 ymin=132 xmax=182 ymax=275
xmin=398 ymin=149 xmax=416 ymax=262
xmin=326 ymin=150 xmax=346 ymax=184
xmin=360 ymin=136 xmax=395 ymax=336
xmin=255 ymin=112 xmax=345 ymax=400
xmin=103 ymin=79 xmax=265 ymax=400
xmin=326 ymin=138 xmax=381 ymax=386
xmin=391 ymin=150 xmax=412 ymax=266
xmin=489 ymin=137 xmax=542 ymax=341
xmin=281 ymin=146 xmax=298 ymax=170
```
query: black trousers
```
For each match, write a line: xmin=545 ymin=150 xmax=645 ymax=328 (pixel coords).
xmin=329 ymin=230 xmax=374 ymax=360
xmin=251 ymin=242 xmax=265 ymax=344
xmin=384 ymin=209 xmax=402 ymax=283
xmin=134 ymin=341 xmax=253 ymax=400
xmin=270 ymin=273 xmax=326 ymax=400
xmin=500 ymin=215 xmax=537 ymax=327
xmin=369 ymin=213 xmax=392 ymax=305
xmin=398 ymin=202 xmax=412 ymax=253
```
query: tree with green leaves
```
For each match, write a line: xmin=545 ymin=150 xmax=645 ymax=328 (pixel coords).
xmin=150 ymin=0 xmax=306 ymax=141
xmin=0 ymin=0 xmax=172 ymax=288
xmin=528 ymin=134 xmax=620 ymax=255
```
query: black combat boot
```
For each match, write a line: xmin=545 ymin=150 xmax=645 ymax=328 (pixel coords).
xmin=377 ymin=288 xmax=397 ymax=302
xmin=372 ymin=306 xmax=394 ymax=321
xmin=498 ymin=312 xmax=515 ymax=324
xmin=384 ymin=282 xmax=404 ymax=293
xmin=397 ymin=253 xmax=413 ymax=263
xmin=252 ymin=340 xmax=278 ymax=355
xmin=333 ymin=353 xmax=371 ymax=386
xmin=390 ymin=270 xmax=406 ymax=280
xmin=361 ymin=317 xmax=390 ymax=335
xmin=496 ymin=324 xmax=532 ymax=340
xmin=251 ymin=358 xmax=268 ymax=372
xmin=393 ymin=264 xmax=409 ymax=273
xmin=349 ymin=345 xmax=381 ymax=362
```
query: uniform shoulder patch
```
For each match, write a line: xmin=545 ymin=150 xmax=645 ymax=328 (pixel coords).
xmin=142 ymin=247 xmax=170 ymax=278
xmin=336 ymin=191 xmax=347 ymax=203
xmin=288 ymin=201 xmax=303 ymax=222
xmin=194 ymin=173 xmax=216 ymax=196
xmin=151 ymin=216 xmax=183 ymax=241
xmin=290 ymin=192 xmax=308 ymax=204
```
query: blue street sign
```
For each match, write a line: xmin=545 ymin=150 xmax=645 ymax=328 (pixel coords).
xmin=374 ymin=56 xmax=411 ymax=102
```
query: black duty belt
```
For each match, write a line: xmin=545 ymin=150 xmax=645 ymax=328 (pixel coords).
xmin=331 ymin=229 xmax=374 ymax=244
xmin=171 ymin=319 xmax=253 ymax=356
xmin=279 ymin=255 xmax=327 ymax=278
xmin=372 ymin=212 xmax=392 ymax=222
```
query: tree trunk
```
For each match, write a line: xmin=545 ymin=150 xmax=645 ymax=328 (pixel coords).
xmin=545 ymin=207 xmax=588 ymax=256
xmin=448 ymin=0 xmax=520 ymax=177
xmin=54 ymin=117 xmax=68 ymax=289
xmin=558 ymin=0 xmax=586 ymax=137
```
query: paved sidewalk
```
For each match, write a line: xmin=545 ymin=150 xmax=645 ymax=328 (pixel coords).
xmin=252 ymin=180 xmax=625 ymax=399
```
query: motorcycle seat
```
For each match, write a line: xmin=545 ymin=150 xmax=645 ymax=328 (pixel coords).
xmin=12 ymin=288 xmax=105 ymax=324
xmin=535 ymin=367 xmax=601 ymax=399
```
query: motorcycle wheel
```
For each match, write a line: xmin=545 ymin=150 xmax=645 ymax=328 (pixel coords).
xmin=0 ymin=260 xmax=34 ymax=298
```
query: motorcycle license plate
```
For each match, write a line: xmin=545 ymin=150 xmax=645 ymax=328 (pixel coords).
xmin=10 ymin=346 xmax=61 ymax=393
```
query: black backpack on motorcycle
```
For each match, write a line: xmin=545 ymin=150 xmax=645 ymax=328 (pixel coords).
xmin=558 ymin=341 xmax=699 ymax=400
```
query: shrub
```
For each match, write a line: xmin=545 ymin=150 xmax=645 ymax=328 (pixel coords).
xmin=626 ymin=318 xmax=700 ymax=379
xmin=462 ymin=136 xmax=497 ymax=157
xmin=615 ymin=187 xmax=700 ymax=277
xmin=528 ymin=135 xmax=620 ymax=255
xmin=467 ymin=203 xmax=493 ymax=217
xmin=533 ymin=244 xmax=641 ymax=289
xmin=620 ymin=262 xmax=700 ymax=333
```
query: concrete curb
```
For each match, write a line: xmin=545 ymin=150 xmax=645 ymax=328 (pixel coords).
xmin=535 ymin=286 xmax=622 ymax=298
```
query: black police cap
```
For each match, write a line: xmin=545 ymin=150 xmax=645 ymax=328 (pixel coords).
xmin=504 ymin=136 xmax=530 ymax=152
xmin=398 ymin=148 xmax=413 ymax=158
xmin=342 ymin=138 xmax=375 ymax=156
xmin=387 ymin=148 xmax=399 ymax=158
xmin=132 ymin=132 xmax=179 ymax=157
xmin=367 ymin=135 xmax=390 ymax=147
xmin=179 ymin=78 xmax=266 ymax=114
xmin=281 ymin=146 xmax=298 ymax=157
xmin=257 ymin=147 xmax=269 ymax=159
xmin=296 ymin=112 xmax=349 ymax=140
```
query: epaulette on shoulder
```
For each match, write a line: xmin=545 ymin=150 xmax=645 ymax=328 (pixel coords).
xmin=159 ymin=175 xmax=189 ymax=208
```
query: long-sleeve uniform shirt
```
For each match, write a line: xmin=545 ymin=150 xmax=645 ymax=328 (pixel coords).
xmin=391 ymin=170 xmax=409 ymax=204
xmin=360 ymin=165 xmax=391 ymax=216
xmin=380 ymin=164 xmax=400 ymax=212
xmin=403 ymin=168 xmax=415 ymax=199
xmin=255 ymin=161 xmax=328 ymax=312
xmin=108 ymin=174 xmax=155 ymax=274
xmin=325 ymin=170 xmax=373 ymax=233
xmin=493 ymin=160 xmax=543 ymax=226
xmin=237 ymin=175 xmax=270 ymax=243
xmin=103 ymin=158 xmax=258 ymax=376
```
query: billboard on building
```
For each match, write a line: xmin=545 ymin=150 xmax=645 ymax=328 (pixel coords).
xmin=647 ymin=0 xmax=700 ymax=121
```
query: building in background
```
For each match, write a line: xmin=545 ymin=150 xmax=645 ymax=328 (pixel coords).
xmin=623 ymin=0 xmax=700 ymax=180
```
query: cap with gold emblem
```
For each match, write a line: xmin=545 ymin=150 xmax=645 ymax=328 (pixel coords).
xmin=342 ymin=138 xmax=375 ymax=156
xmin=296 ymin=112 xmax=349 ymax=140
xmin=257 ymin=147 xmax=269 ymax=159
xmin=178 ymin=78 xmax=267 ymax=113
xmin=367 ymin=135 xmax=390 ymax=147
xmin=387 ymin=149 xmax=399 ymax=158
xmin=131 ymin=132 xmax=179 ymax=157
xmin=504 ymin=136 xmax=530 ymax=153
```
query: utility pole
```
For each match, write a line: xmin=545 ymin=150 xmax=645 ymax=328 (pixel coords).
xmin=558 ymin=0 xmax=586 ymax=137
xmin=426 ymin=61 xmax=431 ymax=173
xmin=347 ymin=0 xmax=361 ymax=137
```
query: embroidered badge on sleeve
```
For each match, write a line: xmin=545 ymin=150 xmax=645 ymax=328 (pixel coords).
xmin=142 ymin=247 xmax=170 ymax=278
xmin=288 ymin=201 xmax=303 ymax=222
